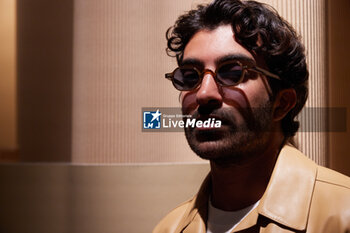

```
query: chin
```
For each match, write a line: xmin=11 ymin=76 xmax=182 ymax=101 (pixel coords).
xmin=189 ymin=140 xmax=226 ymax=160
xmin=184 ymin=128 xmax=225 ymax=158
xmin=186 ymin=133 xmax=241 ymax=161
xmin=185 ymin=127 xmax=271 ymax=163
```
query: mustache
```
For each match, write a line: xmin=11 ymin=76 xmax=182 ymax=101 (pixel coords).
xmin=185 ymin=108 xmax=237 ymax=126
xmin=183 ymin=105 xmax=273 ymax=131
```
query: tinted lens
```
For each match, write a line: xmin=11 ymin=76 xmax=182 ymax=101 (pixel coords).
xmin=217 ymin=61 xmax=243 ymax=86
xmin=173 ymin=68 xmax=200 ymax=90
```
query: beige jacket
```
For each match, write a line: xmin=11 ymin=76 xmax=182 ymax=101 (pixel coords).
xmin=153 ymin=146 xmax=350 ymax=233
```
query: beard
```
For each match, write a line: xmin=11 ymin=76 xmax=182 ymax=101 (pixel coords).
xmin=184 ymin=100 xmax=274 ymax=164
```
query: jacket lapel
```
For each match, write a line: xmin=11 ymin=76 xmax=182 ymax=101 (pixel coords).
xmin=175 ymin=175 xmax=210 ymax=233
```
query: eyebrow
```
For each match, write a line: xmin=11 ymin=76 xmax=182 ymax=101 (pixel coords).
xmin=181 ymin=54 xmax=255 ymax=68
xmin=180 ymin=58 xmax=204 ymax=68
xmin=215 ymin=54 xmax=255 ymax=66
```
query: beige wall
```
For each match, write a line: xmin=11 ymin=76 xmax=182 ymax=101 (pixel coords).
xmin=0 ymin=0 xmax=17 ymax=156
xmin=328 ymin=0 xmax=350 ymax=176
xmin=72 ymin=0 xmax=328 ymax=164
xmin=3 ymin=0 xmax=349 ymax=175
xmin=72 ymin=0 xmax=203 ymax=163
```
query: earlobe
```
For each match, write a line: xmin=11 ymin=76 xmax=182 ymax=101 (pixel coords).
xmin=272 ymin=88 xmax=297 ymax=121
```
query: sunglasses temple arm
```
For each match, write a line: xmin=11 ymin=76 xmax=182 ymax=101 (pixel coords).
xmin=253 ymin=67 xmax=281 ymax=80
xmin=165 ymin=73 xmax=173 ymax=80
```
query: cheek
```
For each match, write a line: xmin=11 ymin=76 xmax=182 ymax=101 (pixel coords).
xmin=180 ymin=79 xmax=270 ymax=114
xmin=181 ymin=91 xmax=197 ymax=114
xmin=222 ymin=87 xmax=249 ymax=109
xmin=227 ymin=79 xmax=270 ymax=108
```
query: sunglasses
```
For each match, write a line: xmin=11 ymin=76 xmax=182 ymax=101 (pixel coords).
xmin=165 ymin=60 xmax=281 ymax=91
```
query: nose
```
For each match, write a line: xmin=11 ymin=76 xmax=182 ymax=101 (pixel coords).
xmin=196 ymin=71 xmax=223 ymax=109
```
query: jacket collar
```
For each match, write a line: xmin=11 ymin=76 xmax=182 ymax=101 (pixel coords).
xmin=178 ymin=145 xmax=317 ymax=232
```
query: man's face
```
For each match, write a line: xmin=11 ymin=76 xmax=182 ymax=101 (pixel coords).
xmin=181 ymin=25 xmax=275 ymax=163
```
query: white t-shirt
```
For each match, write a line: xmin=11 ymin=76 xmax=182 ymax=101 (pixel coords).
xmin=207 ymin=199 xmax=260 ymax=233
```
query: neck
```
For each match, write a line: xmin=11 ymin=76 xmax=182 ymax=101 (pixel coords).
xmin=209 ymin=132 xmax=284 ymax=211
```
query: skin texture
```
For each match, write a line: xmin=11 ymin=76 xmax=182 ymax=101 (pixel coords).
xmin=180 ymin=25 xmax=296 ymax=211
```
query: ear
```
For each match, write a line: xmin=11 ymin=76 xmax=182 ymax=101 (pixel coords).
xmin=272 ymin=88 xmax=297 ymax=121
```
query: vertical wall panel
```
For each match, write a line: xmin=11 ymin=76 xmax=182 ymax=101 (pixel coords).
xmin=0 ymin=0 xmax=17 ymax=161
xmin=72 ymin=0 xmax=203 ymax=163
xmin=260 ymin=0 xmax=327 ymax=165
xmin=72 ymin=0 xmax=327 ymax=164
xmin=17 ymin=0 xmax=73 ymax=162
xmin=328 ymin=0 xmax=350 ymax=176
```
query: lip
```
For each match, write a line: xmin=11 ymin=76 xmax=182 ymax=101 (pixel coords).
xmin=195 ymin=126 xmax=219 ymax=131
xmin=196 ymin=114 xmax=220 ymax=120
xmin=193 ymin=115 xmax=226 ymax=131
xmin=194 ymin=125 xmax=226 ymax=141
xmin=196 ymin=115 xmax=227 ymax=124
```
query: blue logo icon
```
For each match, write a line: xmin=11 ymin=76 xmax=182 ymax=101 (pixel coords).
xmin=143 ymin=109 xmax=161 ymax=129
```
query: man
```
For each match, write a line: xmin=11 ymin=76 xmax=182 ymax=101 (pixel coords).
xmin=154 ymin=0 xmax=350 ymax=232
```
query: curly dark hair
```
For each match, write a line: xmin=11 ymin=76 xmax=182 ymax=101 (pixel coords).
xmin=166 ymin=0 xmax=308 ymax=138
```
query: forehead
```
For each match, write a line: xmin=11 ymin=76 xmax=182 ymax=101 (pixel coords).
xmin=183 ymin=25 xmax=255 ymax=66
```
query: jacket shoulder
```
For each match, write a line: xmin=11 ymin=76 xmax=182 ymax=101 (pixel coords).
xmin=309 ymin=165 xmax=350 ymax=232
xmin=316 ymin=165 xmax=350 ymax=189
xmin=153 ymin=198 xmax=193 ymax=233
xmin=287 ymin=145 xmax=350 ymax=189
